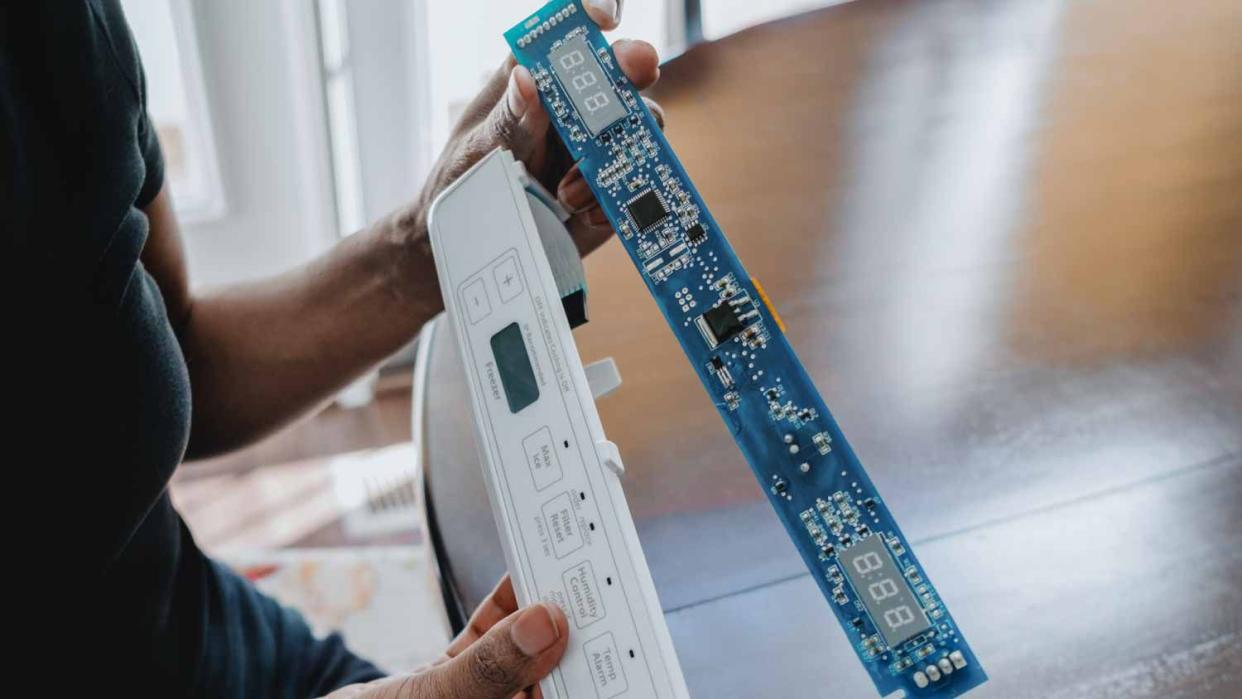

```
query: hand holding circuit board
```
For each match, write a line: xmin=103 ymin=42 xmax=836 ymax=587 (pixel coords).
xmin=410 ymin=0 xmax=662 ymax=263
xmin=506 ymin=1 xmax=988 ymax=695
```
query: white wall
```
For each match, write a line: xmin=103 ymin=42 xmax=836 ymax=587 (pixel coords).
xmin=179 ymin=0 xmax=337 ymax=290
xmin=347 ymin=0 xmax=430 ymax=224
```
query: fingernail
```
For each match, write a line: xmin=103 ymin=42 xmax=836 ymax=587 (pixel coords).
xmin=559 ymin=173 xmax=593 ymax=212
xmin=587 ymin=0 xmax=619 ymax=23
xmin=507 ymin=69 xmax=527 ymax=117
xmin=511 ymin=604 xmax=560 ymax=656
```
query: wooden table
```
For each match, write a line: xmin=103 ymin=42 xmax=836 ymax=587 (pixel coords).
xmin=418 ymin=0 xmax=1242 ymax=695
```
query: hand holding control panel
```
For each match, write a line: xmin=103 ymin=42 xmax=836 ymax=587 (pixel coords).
xmin=428 ymin=149 xmax=689 ymax=699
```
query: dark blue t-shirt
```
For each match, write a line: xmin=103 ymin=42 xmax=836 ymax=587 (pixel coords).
xmin=1 ymin=2 xmax=383 ymax=695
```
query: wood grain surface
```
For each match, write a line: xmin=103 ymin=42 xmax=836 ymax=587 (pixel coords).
xmin=421 ymin=0 xmax=1242 ymax=695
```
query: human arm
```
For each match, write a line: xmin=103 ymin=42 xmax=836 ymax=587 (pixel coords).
xmin=142 ymin=3 xmax=660 ymax=458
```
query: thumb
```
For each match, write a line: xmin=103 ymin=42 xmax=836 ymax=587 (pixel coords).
xmin=476 ymin=66 xmax=548 ymax=165
xmin=426 ymin=602 xmax=569 ymax=699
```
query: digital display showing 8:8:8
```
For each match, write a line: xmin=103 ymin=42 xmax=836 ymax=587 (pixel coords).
xmin=548 ymin=33 xmax=629 ymax=135
xmin=840 ymin=534 xmax=933 ymax=648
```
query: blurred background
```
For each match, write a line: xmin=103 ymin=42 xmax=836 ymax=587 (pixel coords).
xmin=124 ymin=0 xmax=1241 ymax=694
xmin=122 ymin=0 xmax=841 ymax=290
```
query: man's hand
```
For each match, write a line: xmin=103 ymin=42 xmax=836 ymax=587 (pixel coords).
xmin=402 ymin=0 xmax=663 ymax=260
xmin=324 ymin=576 xmax=567 ymax=699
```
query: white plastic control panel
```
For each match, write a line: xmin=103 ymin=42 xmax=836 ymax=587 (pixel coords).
xmin=428 ymin=149 xmax=689 ymax=699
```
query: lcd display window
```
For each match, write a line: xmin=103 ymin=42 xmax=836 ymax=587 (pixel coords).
xmin=840 ymin=534 xmax=932 ymax=648
xmin=549 ymin=34 xmax=628 ymax=135
xmin=491 ymin=322 xmax=540 ymax=413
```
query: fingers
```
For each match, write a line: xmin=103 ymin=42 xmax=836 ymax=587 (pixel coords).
xmin=471 ymin=35 xmax=654 ymax=174
xmin=557 ymin=167 xmax=643 ymax=227
xmin=422 ymin=602 xmax=569 ymax=699
xmin=445 ymin=576 xmax=519 ymax=658
xmin=567 ymin=208 xmax=616 ymax=257
xmin=514 ymin=68 xmax=551 ymax=172
xmin=612 ymin=39 xmax=659 ymax=89
xmin=556 ymin=93 xmax=663 ymax=209
xmin=583 ymin=0 xmax=623 ymax=30
xmin=644 ymin=97 xmax=665 ymax=129
xmin=464 ymin=64 xmax=548 ymax=170
xmin=493 ymin=66 xmax=539 ymax=158
xmin=452 ymin=56 xmax=518 ymax=138
xmin=557 ymin=166 xmax=593 ymax=213
xmin=491 ymin=575 xmax=519 ymax=612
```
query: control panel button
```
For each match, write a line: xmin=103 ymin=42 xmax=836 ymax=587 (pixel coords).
xmin=562 ymin=560 xmax=607 ymax=629
xmin=583 ymin=632 xmax=629 ymax=698
xmin=542 ymin=492 xmax=584 ymax=559
xmin=493 ymin=256 xmax=523 ymax=303
xmin=523 ymin=426 xmax=564 ymax=491
xmin=462 ymin=278 xmax=492 ymax=324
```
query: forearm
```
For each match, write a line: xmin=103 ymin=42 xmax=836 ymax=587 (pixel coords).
xmin=173 ymin=26 xmax=658 ymax=460
xmin=181 ymin=209 xmax=438 ymax=458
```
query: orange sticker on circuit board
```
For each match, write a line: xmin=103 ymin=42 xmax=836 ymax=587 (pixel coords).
xmin=751 ymin=277 xmax=786 ymax=332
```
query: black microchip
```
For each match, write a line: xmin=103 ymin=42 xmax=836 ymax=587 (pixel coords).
xmin=626 ymin=190 xmax=668 ymax=231
xmin=702 ymin=303 xmax=744 ymax=345
xmin=687 ymin=222 xmax=707 ymax=244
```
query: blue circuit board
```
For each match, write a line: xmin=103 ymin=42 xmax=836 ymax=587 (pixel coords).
xmin=506 ymin=3 xmax=987 ymax=696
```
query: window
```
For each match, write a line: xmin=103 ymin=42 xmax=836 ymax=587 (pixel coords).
xmin=120 ymin=0 xmax=226 ymax=222
xmin=316 ymin=0 xmax=368 ymax=237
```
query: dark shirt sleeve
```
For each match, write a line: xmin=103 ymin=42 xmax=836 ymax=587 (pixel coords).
xmin=1 ymin=0 xmax=165 ymax=294
xmin=133 ymin=49 xmax=164 ymax=208
xmin=91 ymin=0 xmax=165 ymax=209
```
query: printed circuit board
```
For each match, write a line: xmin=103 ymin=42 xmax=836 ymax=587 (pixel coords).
xmin=506 ymin=3 xmax=987 ymax=695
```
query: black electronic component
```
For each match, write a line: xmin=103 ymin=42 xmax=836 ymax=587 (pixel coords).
xmin=626 ymin=189 xmax=668 ymax=232
xmin=686 ymin=222 xmax=707 ymax=244
xmin=707 ymin=355 xmax=734 ymax=388
xmin=697 ymin=303 xmax=745 ymax=348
